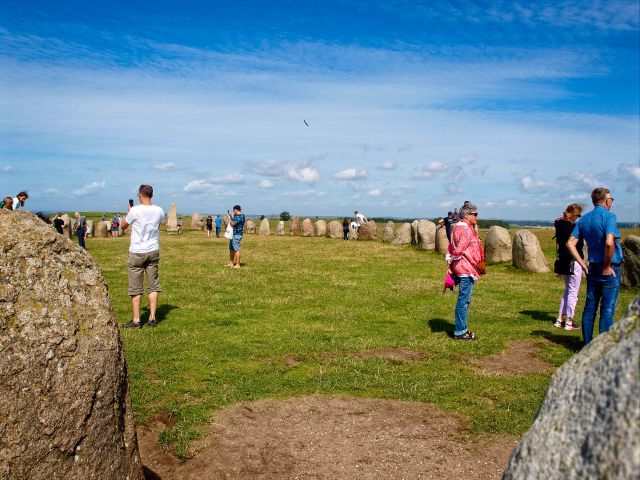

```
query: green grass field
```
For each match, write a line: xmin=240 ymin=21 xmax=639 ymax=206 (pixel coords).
xmin=86 ymin=224 xmax=639 ymax=459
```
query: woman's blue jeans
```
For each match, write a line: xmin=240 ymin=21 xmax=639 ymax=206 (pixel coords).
xmin=581 ymin=264 xmax=621 ymax=346
xmin=454 ymin=276 xmax=475 ymax=336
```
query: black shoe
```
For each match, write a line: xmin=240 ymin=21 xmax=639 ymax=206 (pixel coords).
xmin=123 ymin=320 xmax=141 ymax=329
xmin=453 ymin=331 xmax=476 ymax=340
xmin=147 ymin=319 xmax=157 ymax=328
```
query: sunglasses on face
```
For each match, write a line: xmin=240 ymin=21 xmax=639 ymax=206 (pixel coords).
xmin=467 ymin=212 xmax=478 ymax=216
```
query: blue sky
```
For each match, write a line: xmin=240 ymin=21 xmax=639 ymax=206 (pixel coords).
xmin=1 ymin=0 xmax=638 ymax=220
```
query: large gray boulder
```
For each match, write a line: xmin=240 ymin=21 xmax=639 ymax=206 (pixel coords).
xmin=382 ymin=221 xmax=396 ymax=243
xmin=166 ymin=203 xmax=178 ymax=232
xmin=290 ymin=216 xmax=301 ymax=236
xmin=276 ymin=221 xmax=285 ymax=236
xmin=95 ymin=221 xmax=110 ymax=238
xmin=621 ymin=235 xmax=640 ymax=288
xmin=327 ymin=220 xmax=343 ymax=239
xmin=416 ymin=220 xmax=436 ymax=251
xmin=512 ymin=230 xmax=550 ymax=273
xmin=191 ymin=212 xmax=205 ymax=230
xmin=358 ymin=221 xmax=378 ymax=241
xmin=435 ymin=225 xmax=449 ymax=254
xmin=503 ymin=295 xmax=640 ymax=480
xmin=245 ymin=219 xmax=256 ymax=234
xmin=0 ymin=210 xmax=143 ymax=480
xmin=411 ymin=220 xmax=419 ymax=245
xmin=314 ymin=220 xmax=327 ymax=237
xmin=61 ymin=213 xmax=72 ymax=239
xmin=485 ymin=226 xmax=512 ymax=264
xmin=392 ymin=223 xmax=412 ymax=245
xmin=258 ymin=218 xmax=270 ymax=236
xmin=301 ymin=218 xmax=314 ymax=237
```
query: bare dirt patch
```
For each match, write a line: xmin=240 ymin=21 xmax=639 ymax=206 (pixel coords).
xmin=266 ymin=348 xmax=426 ymax=368
xmin=475 ymin=340 xmax=553 ymax=376
xmin=140 ymin=395 xmax=517 ymax=480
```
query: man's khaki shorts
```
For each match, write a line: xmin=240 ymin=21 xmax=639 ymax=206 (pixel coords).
xmin=128 ymin=250 xmax=162 ymax=296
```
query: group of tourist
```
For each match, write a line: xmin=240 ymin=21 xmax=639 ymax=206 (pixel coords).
xmin=340 ymin=210 xmax=369 ymax=240
xmin=1 ymin=191 xmax=29 ymax=211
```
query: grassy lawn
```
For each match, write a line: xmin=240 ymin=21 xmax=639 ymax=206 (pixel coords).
xmin=87 ymin=224 xmax=639 ymax=459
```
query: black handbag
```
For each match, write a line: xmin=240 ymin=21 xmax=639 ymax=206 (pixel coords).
xmin=554 ymin=258 xmax=575 ymax=276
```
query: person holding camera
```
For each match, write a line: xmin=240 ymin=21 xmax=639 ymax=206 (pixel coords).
xmin=121 ymin=185 xmax=165 ymax=329
xmin=226 ymin=205 xmax=245 ymax=269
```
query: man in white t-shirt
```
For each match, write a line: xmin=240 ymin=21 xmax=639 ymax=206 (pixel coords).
xmin=354 ymin=210 xmax=368 ymax=230
xmin=120 ymin=184 xmax=165 ymax=329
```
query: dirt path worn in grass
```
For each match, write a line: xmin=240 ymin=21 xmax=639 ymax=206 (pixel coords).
xmin=474 ymin=340 xmax=553 ymax=376
xmin=139 ymin=395 xmax=517 ymax=480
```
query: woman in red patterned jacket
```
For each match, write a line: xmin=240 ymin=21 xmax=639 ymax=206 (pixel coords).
xmin=446 ymin=202 xmax=484 ymax=340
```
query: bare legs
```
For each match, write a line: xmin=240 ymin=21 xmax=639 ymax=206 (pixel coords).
xmin=130 ymin=291 xmax=158 ymax=324
xmin=227 ymin=251 xmax=241 ymax=268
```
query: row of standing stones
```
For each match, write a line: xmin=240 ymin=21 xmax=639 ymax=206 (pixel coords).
xmin=183 ymin=207 xmax=640 ymax=285
xmin=1 ymin=210 xmax=638 ymax=479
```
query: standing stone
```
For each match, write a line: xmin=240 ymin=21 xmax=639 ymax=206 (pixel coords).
xmin=358 ymin=221 xmax=378 ymax=241
xmin=191 ymin=213 xmax=205 ymax=230
xmin=512 ymin=230 xmax=550 ymax=273
xmin=392 ymin=223 xmax=412 ymax=245
xmin=301 ymin=218 xmax=314 ymax=237
xmin=259 ymin=218 xmax=270 ymax=236
xmin=276 ymin=221 xmax=285 ymax=236
xmin=95 ymin=221 xmax=109 ymax=238
xmin=328 ymin=220 xmax=343 ymax=239
xmin=166 ymin=203 xmax=178 ymax=232
xmin=485 ymin=226 xmax=512 ymax=264
xmin=411 ymin=220 xmax=419 ymax=245
xmin=417 ymin=220 xmax=436 ymax=251
xmin=435 ymin=225 xmax=449 ymax=254
xmin=61 ymin=213 xmax=72 ymax=239
xmin=0 ymin=211 xmax=143 ymax=480
xmin=621 ymin=236 xmax=640 ymax=288
xmin=503 ymin=296 xmax=640 ymax=480
xmin=245 ymin=219 xmax=256 ymax=234
xmin=85 ymin=219 xmax=94 ymax=237
xmin=382 ymin=221 xmax=396 ymax=243
xmin=314 ymin=220 xmax=327 ymax=237
xmin=348 ymin=225 xmax=359 ymax=240
xmin=290 ymin=216 xmax=301 ymax=236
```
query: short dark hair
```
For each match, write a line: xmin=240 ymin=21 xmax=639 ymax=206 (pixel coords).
xmin=139 ymin=184 xmax=153 ymax=198
xmin=591 ymin=187 xmax=610 ymax=205
xmin=233 ymin=205 xmax=241 ymax=211
xmin=17 ymin=191 xmax=28 ymax=199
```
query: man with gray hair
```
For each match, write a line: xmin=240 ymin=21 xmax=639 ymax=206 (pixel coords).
xmin=72 ymin=212 xmax=87 ymax=249
xmin=567 ymin=187 xmax=623 ymax=346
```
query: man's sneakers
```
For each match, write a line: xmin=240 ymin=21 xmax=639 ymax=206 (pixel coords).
xmin=123 ymin=320 xmax=141 ymax=329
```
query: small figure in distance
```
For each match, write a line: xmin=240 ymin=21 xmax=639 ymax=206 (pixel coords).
xmin=354 ymin=210 xmax=368 ymax=232
xmin=111 ymin=213 xmax=120 ymax=238
xmin=101 ymin=212 xmax=106 ymax=222
xmin=73 ymin=212 xmax=87 ymax=249
xmin=12 ymin=191 xmax=29 ymax=210
xmin=567 ymin=187 xmax=623 ymax=347
xmin=438 ymin=211 xmax=455 ymax=241
xmin=215 ymin=214 xmax=222 ymax=238
xmin=226 ymin=205 xmax=245 ymax=269
xmin=205 ymin=215 xmax=213 ymax=238
xmin=446 ymin=202 xmax=485 ymax=340
xmin=1 ymin=196 xmax=13 ymax=210
xmin=121 ymin=184 xmax=165 ymax=329
xmin=177 ymin=217 xmax=183 ymax=235
xmin=554 ymin=204 xmax=584 ymax=331
xmin=53 ymin=213 xmax=65 ymax=235
xmin=342 ymin=217 xmax=350 ymax=241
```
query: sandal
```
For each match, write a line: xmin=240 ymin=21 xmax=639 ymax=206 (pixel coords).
xmin=453 ymin=331 xmax=476 ymax=340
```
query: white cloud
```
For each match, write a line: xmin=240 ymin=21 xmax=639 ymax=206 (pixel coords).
xmin=539 ymin=201 xmax=555 ymax=208
xmin=439 ymin=201 xmax=454 ymax=208
xmin=215 ymin=172 xmax=245 ymax=184
xmin=427 ymin=161 xmax=449 ymax=172
xmin=617 ymin=162 xmax=640 ymax=193
xmin=368 ymin=188 xmax=383 ymax=197
xmin=72 ymin=180 xmax=105 ymax=197
xmin=183 ymin=180 xmax=218 ymax=194
xmin=286 ymin=165 xmax=319 ymax=184
xmin=567 ymin=193 xmax=589 ymax=201
xmin=559 ymin=172 xmax=605 ymax=191
xmin=152 ymin=162 xmax=177 ymax=171
xmin=520 ymin=174 xmax=552 ymax=192
xmin=459 ymin=155 xmax=477 ymax=165
xmin=411 ymin=168 xmax=433 ymax=180
xmin=1 ymin=165 xmax=12 ymax=173
xmin=249 ymin=160 xmax=285 ymax=177
xmin=43 ymin=188 xmax=59 ymax=195
xmin=334 ymin=168 xmax=369 ymax=180
xmin=505 ymin=199 xmax=517 ymax=207
xmin=485 ymin=201 xmax=498 ymax=208
xmin=259 ymin=179 xmax=274 ymax=189
xmin=400 ymin=184 xmax=415 ymax=190
xmin=282 ymin=189 xmax=326 ymax=197
xmin=380 ymin=161 xmax=397 ymax=170
xmin=446 ymin=184 xmax=464 ymax=195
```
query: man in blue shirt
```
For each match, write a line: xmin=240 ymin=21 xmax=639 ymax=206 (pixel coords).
xmin=215 ymin=214 xmax=222 ymax=238
xmin=567 ymin=187 xmax=623 ymax=346
xmin=226 ymin=205 xmax=245 ymax=269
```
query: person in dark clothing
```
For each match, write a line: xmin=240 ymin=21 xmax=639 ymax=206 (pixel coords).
xmin=53 ymin=213 xmax=65 ymax=234
xmin=554 ymin=203 xmax=584 ymax=330
xmin=342 ymin=217 xmax=350 ymax=240
xmin=205 ymin=215 xmax=213 ymax=238
xmin=443 ymin=211 xmax=454 ymax=241
xmin=73 ymin=211 xmax=86 ymax=249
